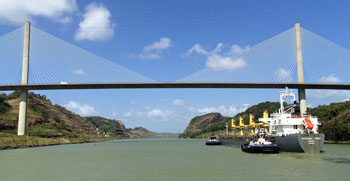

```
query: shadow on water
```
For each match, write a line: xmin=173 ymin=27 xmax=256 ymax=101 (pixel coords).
xmin=275 ymin=149 xmax=350 ymax=165
xmin=323 ymin=157 xmax=350 ymax=164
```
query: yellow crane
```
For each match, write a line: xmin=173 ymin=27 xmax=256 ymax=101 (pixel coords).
xmin=248 ymin=114 xmax=256 ymax=136
xmin=255 ymin=110 xmax=269 ymax=134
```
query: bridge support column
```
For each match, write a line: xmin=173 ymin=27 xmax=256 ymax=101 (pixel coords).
xmin=18 ymin=90 xmax=28 ymax=135
xmin=295 ymin=23 xmax=307 ymax=116
xmin=17 ymin=21 xmax=30 ymax=136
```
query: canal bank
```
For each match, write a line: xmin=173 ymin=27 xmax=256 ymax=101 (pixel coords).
xmin=0 ymin=132 xmax=116 ymax=150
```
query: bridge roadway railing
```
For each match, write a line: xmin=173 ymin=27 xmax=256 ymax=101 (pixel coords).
xmin=0 ymin=83 xmax=349 ymax=91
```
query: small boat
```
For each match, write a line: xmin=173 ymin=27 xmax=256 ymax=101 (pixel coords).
xmin=206 ymin=135 xmax=221 ymax=145
xmin=241 ymin=128 xmax=280 ymax=153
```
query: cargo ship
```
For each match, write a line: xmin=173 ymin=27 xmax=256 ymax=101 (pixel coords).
xmin=219 ymin=88 xmax=325 ymax=153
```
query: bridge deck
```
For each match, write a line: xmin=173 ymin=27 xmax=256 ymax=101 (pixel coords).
xmin=0 ymin=83 xmax=349 ymax=91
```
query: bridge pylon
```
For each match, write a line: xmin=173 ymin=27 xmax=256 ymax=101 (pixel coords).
xmin=17 ymin=21 xmax=30 ymax=136
xmin=295 ymin=23 xmax=307 ymax=116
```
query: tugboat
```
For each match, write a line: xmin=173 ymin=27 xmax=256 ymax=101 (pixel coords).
xmin=241 ymin=127 xmax=280 ymax=153
xmin=205 ymin=135 xmax=221 ymax=145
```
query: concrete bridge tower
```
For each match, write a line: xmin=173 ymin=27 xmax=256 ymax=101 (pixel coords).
xmin=295 ymin=23 xmax=307 ymax=116
xmin=17 ymin=21 xmax=30 ymax=136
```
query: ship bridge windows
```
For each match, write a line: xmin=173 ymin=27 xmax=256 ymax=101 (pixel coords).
xmin=293 ymin=125 xmax=298 ymax=129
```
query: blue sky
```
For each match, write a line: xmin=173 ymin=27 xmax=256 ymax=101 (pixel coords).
xmin=1 ymin=0 xmax=350 ymax=132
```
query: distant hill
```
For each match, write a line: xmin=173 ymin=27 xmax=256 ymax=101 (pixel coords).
xmin=126 ymin=127 xmax=167 ymax=138
xmin=85 ymin=116 xmax=127 ymax=137
xmin=180 ymin=101 xmax=350 ymax=141
xmin=179 ymin=113 xmax=230 ymax=138
xmin=179 ymin=102 xmax=280 ymax=138
xmin=160 ymin=133 xmax=180 ymax=138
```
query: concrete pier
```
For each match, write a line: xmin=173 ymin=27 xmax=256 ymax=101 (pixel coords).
xmin=295 ymin=23 xmax=307 ymax=116
xmin=17 ymin=21 xmax=30 ymax=136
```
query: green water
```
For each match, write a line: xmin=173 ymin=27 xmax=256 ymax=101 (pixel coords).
xmin=0 ymin=138 xmax=349 ymax=181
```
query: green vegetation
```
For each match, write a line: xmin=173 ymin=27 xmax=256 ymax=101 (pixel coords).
xmin=233 ymin=102 xmax=281 ymax=125
xmin=310 ymin=101 xmax=350 ymax=141
xmin=179 ymin=114 xmax=231 ymax=138
xmin=0 ymin=93 xmax=11 ymax=114
xmin=85 ymin=116 xmax=127 ymax=137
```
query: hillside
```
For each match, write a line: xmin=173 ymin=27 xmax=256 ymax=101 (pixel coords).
xmin=179 ymin=102 xmax=281 ymax=138
xmin=310 ymin=101 xmax=350 ymax=141
xmin=179 ymin=113 xmax=230 ymax=138
xmin=85 ymin=116 xmax=128 ymax=137
xmin=85 ymin=116 xmax=167 ymax=138
xmin=0 ymin=91 xmax=165 ymax=149
xmin=0 ymin=91 xmax=98 ymax=137
xmin=180 ymin=101 xmax=350 ymax=142
xmin=126 ymin=127 xmax=167 ymax=138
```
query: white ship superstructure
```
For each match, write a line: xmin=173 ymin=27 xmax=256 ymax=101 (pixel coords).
xmin=259 ymin=88 xmax=320 ymax=136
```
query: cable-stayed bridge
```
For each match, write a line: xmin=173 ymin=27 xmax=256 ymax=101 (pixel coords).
xmin=1 ymin=22 xmax=350 ymax=89
xmin=1 ymin=22 xmax=349 ymax=135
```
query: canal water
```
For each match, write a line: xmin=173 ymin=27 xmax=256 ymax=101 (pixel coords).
xmin=0 ymin=138 xmax=349 ymax=180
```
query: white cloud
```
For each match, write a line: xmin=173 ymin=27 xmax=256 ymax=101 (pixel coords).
xmin=172 ymin=99 xmax=186 ymax=106
xmin=64 ymin=101 xmax=97 ymax=116
xmin=308 ymin=89 xmax=350 ymax=100
xmin=122 ymin=108 xmax=173 ymax=119
xmin=140 ymin=109 xmax=172 ymax=118
xmin=308 ymin=74 xmax=350 ymax=100
xmin=75 ymin=2 xmax=114 ymax=41
xmin=147 ymin=109 xmax=167 ymax=117
xmin=124 ymin=111 xmax=133 ymax=117
xmin=188 ymin=107 xmax=196 ymax=112
xmin=276 ymin=68 xmax=292 ymax=82
xmin=72 ymin=69 xmax=85 ymax=75
xmin=230 ymin=44 xmax=250 ymax=55
xmin=184 ymin=43 xmax=248 ymax=71
xmin=196 ymin=104 xmax=249 ymax=117
xmin=206 ymin=55 xmax=246 ymax=71
xmin=0 ymin=0 xmax=77 ymax=25
xmin=186 ymin=44 xmax=208 ymax=56
xmin=144 ymin=37 xmax=171 ymax=52
xmin=318 ymin=74 xmax=341 ymax=83
xmin=213 ymin=43 xmax=224 ymax=53
xmin=139 ymin=37 xmax=172 ymax=59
